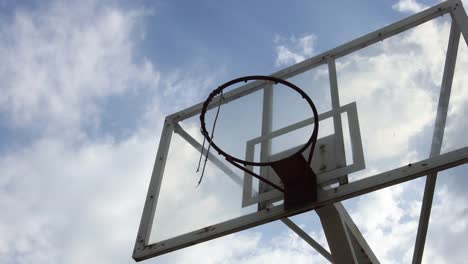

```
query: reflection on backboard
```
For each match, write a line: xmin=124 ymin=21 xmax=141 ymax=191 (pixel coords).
xmin=134 ymin=1 xmax=468 ymax=262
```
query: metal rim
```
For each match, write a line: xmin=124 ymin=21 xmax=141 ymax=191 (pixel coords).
xmin=200 ymin=75 xmax=319 ymax=167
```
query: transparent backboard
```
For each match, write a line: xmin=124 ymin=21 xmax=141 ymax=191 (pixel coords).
xmin=133 ymin=1 xmax=468 ymax=261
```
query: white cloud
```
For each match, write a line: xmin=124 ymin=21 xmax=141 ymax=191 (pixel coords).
xmin=392 ymin=0 xmax=428 ymax=13
xmin=0 ymin=1 xmax=187 ymax=263
xmin=0 ymin=132 xmax=157 ymax=264
xmin=423 ymin=183 xmax=468 ymax=263
xmin=160 ymin=68 xmax=220 ymax=113
xmin=0 ymin=1 xmax=226 ymax=263
xmin=443 ymin=39 xmax=468 ymax=153
xmin=348 ymin=174 xmax=468 ymax=264
xmin=274 ymin=34 xmax=317 ymax=67
xmin=349 ymin=182 xmax=420 ymax=263
xmin=0 ymin=1 xmax=159 ymax=137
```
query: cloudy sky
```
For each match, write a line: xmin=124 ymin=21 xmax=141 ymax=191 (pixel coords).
xmin=1 ymin=0 xmax=468 ymax=263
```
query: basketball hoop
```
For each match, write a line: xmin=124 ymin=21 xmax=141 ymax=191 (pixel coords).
xmin=200 ymin=75 xmax=320 ymax=209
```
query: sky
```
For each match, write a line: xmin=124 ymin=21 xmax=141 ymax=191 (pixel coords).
xmin=1 ymin=0 xmax=468 ymax=263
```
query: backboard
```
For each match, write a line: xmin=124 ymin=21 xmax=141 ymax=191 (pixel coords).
xmin=134 ymin=1 xmax=468 ymax=262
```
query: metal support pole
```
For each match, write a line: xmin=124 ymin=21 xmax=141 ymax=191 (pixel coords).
xmin=317 ymin=205 xmax=359 ymax=264
xmin=259 ymin=85 xmax=274 ymax=210
xmin=335 ymin=203 xmax=380 ymax=263
xmin=412 ymin=20 xmax=460 ymax=264
xmin=328 ymin=57 xmax=348 ymax=184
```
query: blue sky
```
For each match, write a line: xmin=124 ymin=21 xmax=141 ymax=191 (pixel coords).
xmin=1 ymin=0 xmax=468 ymax=263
